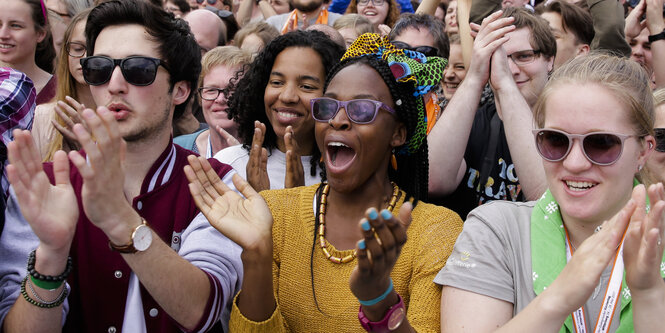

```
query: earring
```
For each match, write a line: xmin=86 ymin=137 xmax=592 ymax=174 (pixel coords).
xmin=328 ymin=118 xmax=333 ymax=125
xmin=638 ymin=165 xmax=643 ymax=172
xmin=391 ymin=153 xmax=397 ymax=170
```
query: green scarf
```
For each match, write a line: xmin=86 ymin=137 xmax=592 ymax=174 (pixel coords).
xmin=530 ymin=181 xmax=665 ymax=332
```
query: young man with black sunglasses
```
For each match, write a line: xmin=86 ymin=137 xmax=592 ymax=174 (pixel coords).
xmin=3 ymin=0 xmax=242 ymax=332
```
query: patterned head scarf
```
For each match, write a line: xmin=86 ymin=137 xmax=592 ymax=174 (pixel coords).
xmin=342 ymin=33 xmax=446 ymax=153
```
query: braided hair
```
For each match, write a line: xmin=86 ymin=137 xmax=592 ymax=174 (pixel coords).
xmin=226 ymin=30 xmax=345 ymax=178
xmin=320 ymin=55 xmax=430 ymax=204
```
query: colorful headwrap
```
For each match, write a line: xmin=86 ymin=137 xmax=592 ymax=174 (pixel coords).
xmin=342 ymin=33 xmax=446 ymax=154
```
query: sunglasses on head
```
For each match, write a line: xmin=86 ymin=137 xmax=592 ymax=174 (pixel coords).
xmin=310 ymin=97 xmax=395 ymax=124
xmin=654 ymin=128 xmax=665 ymax=152
xmin=390 ymin=41 xmax=439 ymax=57
xmin=532 ymin=129 xmax=638 ymax=166
xmin=80 ymin=56 xmax=167 ymax=86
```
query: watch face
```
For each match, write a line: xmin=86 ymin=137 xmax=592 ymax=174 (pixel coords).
xmin=133 ymin=225 xmax=153 ymax=251
xmin=387 ymin=307 xmax=405 ymax=330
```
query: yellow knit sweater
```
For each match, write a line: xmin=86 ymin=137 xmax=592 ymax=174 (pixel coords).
xmin=229 ymin=184 xmax=463 ymax=332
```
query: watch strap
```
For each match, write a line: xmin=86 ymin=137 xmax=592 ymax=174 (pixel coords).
xmin=648 ymin=29 xmax=665 ymax=43
xmin=358 ymin=294 xmax=405 ymax=333
xmin=108 ymin=218 xmax=149 ymax=254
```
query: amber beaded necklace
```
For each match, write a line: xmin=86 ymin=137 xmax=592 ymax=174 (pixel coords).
xmin=317 ymin=182 xmax=400 ymax=264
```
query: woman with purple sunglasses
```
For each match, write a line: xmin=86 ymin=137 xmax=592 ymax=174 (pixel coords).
xmin=438 ymin=53 xmax=665 ymax=332
xmin=184 ymin=33 xmax=462 ymax=332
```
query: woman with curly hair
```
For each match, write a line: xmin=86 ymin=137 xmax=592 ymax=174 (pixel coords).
xmin=215 ymin=30 xmax=345 ymax=191
xmin=185 ymin=33 xmax=462 ymax=332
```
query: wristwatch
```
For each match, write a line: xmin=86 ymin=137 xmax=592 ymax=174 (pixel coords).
xmin=649 ymin=29 xmax=665 ymax=43
xmin=358 ymin=294 xmax=405 ymax=333
xmin=109 ymin=218 xmax=153 ymax=254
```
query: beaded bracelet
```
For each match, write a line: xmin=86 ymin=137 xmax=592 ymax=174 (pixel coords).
xmin=20 ymin=276 xmax=69 ymax=308
xmin=26 ymin=249 xmax=73 ymax=290
xmin=358 ymin=279 xmax=394 ymax=306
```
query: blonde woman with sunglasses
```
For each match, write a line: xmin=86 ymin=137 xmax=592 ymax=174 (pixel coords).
xmin=438 ymin=53 xmax=665 ymax=332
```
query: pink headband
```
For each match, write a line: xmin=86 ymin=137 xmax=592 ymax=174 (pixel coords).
xmin=38 ymin=0 xmax=48 ymax=22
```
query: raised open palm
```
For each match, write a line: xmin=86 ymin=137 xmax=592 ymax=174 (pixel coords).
xmin=185 ymin=155 xmax=274 ymax=251
xmin=7 ymin=129 xmax=79 ymax=252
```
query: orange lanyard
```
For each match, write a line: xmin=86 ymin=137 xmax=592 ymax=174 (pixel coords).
xmin=425 ymin=92 xmax=440 ymax=135
xmin=280 ymin=8 xmax=329 ymax=34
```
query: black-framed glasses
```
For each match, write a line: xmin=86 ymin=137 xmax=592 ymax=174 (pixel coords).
xmin=654 ymin=128 xmax=665 ymax=152
xmin=532 ymin=128 xmax=637 ymax=166
xmin=80 ymin=56 xmax=167 ymax=86
xmin=198 ymin=87 xmax=226 ymax=101
xmin=390 ymin=41 xmax=439 ymax=57
xmin=311 ymin=97 xmax=395 ymax=124
xmin=358 ymin=0 xmax=385 ymax=5
xmin=507 ymin=49 xmax=541 ymax=66
xmin=66 ymin=42 xmax=86 ymax=58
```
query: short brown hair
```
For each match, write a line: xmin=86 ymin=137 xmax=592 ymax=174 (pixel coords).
xmin=502 ymin=7 xmax=556 ymax=60
xmin=333 ymin=13 xmax=375 ymax=35
xmin=535 ymin=0 xmax=594 ymax=46
xmin=234 ymin=21 xmax=279 ymax=52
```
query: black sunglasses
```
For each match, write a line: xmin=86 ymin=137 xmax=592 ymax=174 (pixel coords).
xmin=80 ymin=56 xmax=167 ymax=86
xmin=390 ymin=41 xmax=439 ymax=57
xmin=532 ymin=128 xmax=637 ymax=166
xmin=654 ymin=128 xmax=665 ymax=152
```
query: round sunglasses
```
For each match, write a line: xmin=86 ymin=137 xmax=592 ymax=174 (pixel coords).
xmin=80 ymin=56 xmax=168 ymax=86
xmin=310 ymin=97 xmax=395 ymax=124
xmin=532 ymin=129 xmax=638 ymax=166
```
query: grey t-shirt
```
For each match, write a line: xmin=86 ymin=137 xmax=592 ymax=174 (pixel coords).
xmin=434 ymin=200 xmax=622 ymax=331
xmin=266 ymin=11 xmax=342 ymax=32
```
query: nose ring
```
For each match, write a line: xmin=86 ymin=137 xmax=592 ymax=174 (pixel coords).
xmin=328 ymin=118 xmax=333 ymax=125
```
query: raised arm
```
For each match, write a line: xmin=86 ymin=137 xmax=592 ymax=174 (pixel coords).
xmin=489 ymin=46 xmax=546 ymax=200
xmin=645 ymin=0 xmax=665 ymax=88
xmin=428 ymin=11 xmax=515 ymax=196
xmin=623 ymin=183 xmax=665 ymax=333
xmin=185 ymin=156 xmax=278 ymax=323
xmin=3 ymin=130 xmax=78 ymax=332
xmin=66 ymin=107 xmax=222 ymax=331
xmin=442 ymin=189 xmax=643 ymax=332
xmin=588 ymin=0 xmax=631 ymax=56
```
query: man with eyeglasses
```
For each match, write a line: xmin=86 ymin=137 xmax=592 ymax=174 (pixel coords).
xmin=265 ymin=0 xmax=342 ymax=34
xmin=3 ymin=0 xmax=242 ymax=332
xmin=428 ymin=7 xmax=556 ymax=219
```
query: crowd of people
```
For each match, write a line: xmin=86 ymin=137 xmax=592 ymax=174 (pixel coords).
xmin=0 ymin=0 xmax=664 ymax=330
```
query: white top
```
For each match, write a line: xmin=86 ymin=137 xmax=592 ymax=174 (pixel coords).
xmin=214 ymin=144 xmax=322 ymax=190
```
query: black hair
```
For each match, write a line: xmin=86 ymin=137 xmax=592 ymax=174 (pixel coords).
xmin=85 ymin=0 xmax=201 ymax=119
xmin=309 ymin=55 xmax=429 ymax=314
xmin=169 ymin=0 xmax=192 ymax=14
xmin=389 ymin=13 xmax=449 ymax=58
xmin=24 ymin=0 xmax=56 ymax=73
xmin=226 ymin=30 xmax=345 ymax=177
xmin=321 ymin=55 xmax=429 ymax=203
